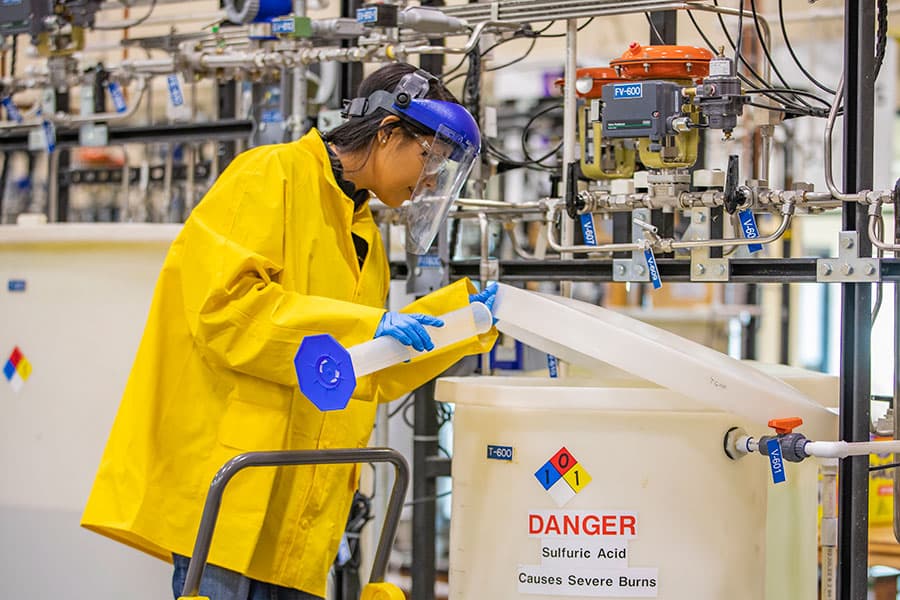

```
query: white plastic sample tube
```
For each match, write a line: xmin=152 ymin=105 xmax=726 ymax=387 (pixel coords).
xmin=350 ymin=302 xmax=493 ymax=377
xmin=294 ymin=302 xmax=493 ymax=411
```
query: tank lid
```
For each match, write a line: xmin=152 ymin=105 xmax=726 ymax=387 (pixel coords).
xmin=489 ymin=284 xmax=837 ymax=440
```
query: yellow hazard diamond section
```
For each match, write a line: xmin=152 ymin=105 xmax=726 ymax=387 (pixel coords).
xmin=563 ymin=463 xmax=592 ymax=493
xmin=17 ymin=357 xmax=32 ymax=381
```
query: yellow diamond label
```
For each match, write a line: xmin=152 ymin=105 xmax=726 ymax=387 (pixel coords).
xmin=563 ymin=464 xmax=591 ymax=493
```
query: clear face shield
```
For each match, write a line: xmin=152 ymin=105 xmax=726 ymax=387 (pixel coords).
xmin=405 ymin=124 xmax=478 ymax=255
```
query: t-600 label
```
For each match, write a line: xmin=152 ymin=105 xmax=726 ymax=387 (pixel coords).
xmin=487 ymin=445 xmax=513 ymax=461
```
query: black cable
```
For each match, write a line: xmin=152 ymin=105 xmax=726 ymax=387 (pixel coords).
xmin=874 ymin=0 xmax=888 ymax=80
xmin=776 ymin=0 xmax=835 ymax=94
xmin=9 ymin=34 xmax=16 ymax=78
xmin=748 ymin=0 xmax=816 ymax=109
xmin=687 ymin=8 xmax=830 ymax=116
xmin=388 ymin=392 xmax=414 ymax=418
xmin=93 ymin=0 xmax=157 ymax=30
xmin=484 ymin=139 xmax=556 ymax=173
xmin=710 ymin=0 xmax=787 ymax=97
xmin=0 ymin=152 xmax=8 ymax=223
xmin=733 ymin=0 xmax=745 ymax=85
xmin=439 ymin=53 xmax=470 ymax=82
xmin=533 ymin=17 xmax=594 ymax=38
xmin=443 ymin=33 xmax=518 ymax=85
xmin=484 ymin=37 xmax=537 ymax=73
xmin=688 ymin=9 xmax=788 ymax=103
xmin=645 ymin=13 xmax=664 ymax=44
xmin=745 ymin=88 xmax=832 ymax=107
xmin=521 ymin=103 xmax=563 ymax=165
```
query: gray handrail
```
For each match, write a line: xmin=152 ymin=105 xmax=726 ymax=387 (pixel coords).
xmin=181 ymin=448 xmax=410 ymax=597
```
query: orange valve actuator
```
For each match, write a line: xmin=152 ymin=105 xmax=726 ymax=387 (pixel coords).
xmin=611 ymin=42 xmax=713 ymax=81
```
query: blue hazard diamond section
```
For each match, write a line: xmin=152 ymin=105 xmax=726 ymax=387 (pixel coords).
xmin=534 ymin=446 xmax=592 ymax=506
xmin=3 ymin=360 xmax=14 ymax=381
xmin=534 ymin=460 xmax=563 ymax=491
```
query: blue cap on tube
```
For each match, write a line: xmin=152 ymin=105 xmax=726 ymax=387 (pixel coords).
xmin=294 ymin=334 xmax=357 ymax=411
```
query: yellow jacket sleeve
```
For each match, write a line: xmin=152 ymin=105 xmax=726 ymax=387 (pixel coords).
xmin=178 ymin=148 xmax=386 ymax=388
xmin=371 ymin=279 xmax=498 ymax=403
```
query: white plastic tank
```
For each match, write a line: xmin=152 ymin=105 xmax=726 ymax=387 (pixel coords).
xmin=0 ymin=224 xmax=178 ymax=599
xmin=437 ymin=285 xmax=838 ymax=600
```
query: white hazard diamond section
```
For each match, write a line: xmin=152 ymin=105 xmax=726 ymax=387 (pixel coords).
xmin=547 ymin=480 xmax=577 ymax=506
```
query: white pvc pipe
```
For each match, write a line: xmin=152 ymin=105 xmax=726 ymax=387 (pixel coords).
xmin=805 ymin=440 xmax=900 ymax=459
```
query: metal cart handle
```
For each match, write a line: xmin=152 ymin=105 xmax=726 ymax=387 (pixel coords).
xmin=181 ymin=448 xmax=410 ymax=598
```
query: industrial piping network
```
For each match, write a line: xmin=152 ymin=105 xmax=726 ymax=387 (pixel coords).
xmin=0 ymin=0 xmax=896 ymax=598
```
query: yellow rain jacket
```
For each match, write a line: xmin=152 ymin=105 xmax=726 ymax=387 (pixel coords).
xmin=81 ymin=130 xmax=496 ymax=597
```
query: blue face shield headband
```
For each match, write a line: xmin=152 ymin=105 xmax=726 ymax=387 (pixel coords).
xmin=341 ymin=70 xmax=481 ymax=254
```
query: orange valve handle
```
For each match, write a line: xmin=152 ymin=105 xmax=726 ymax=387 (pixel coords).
xmin=768 ymin=417 xmax=803 ymax=435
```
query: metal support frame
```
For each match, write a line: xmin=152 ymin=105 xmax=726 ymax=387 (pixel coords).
xmin=689 ymin=207 xmax=730 ymax=282
xmin=391 ymin=258 xmax=900 ymax=283
xmin=837 ymin=2 xmax=875 ymax=597
xmin=613 ymin=207 xmax=651 ymax=282
xmin=410 ymin=35 xmax=448 ymax=600
xmin=412 ymin=380 xmax=439 ymax=600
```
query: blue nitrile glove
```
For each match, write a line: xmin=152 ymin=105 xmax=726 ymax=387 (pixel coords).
xmin=375 ymin=312 xmax=445 ymax=352
xmin=469 ymin=282 xmax=499 ymax=322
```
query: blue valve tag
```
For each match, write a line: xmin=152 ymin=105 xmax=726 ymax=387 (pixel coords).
xmin=166 ymin=74 xmax=184 ymax=107
xmin=579 ymin=213 xmax=598 ymax=246
xmin=107 ymin=82 xmax=128 ymax=113
xmin=356 ymin=6 xmax=377 ymax=22
xmin=336 ymin=534 xmax=352 ymax=566
xmin=766 ymin=438 xmax=786 ymax=484
xmin=738 ymin=209 xmax=763 ymax=254
xmin=547 ymin=354 xmax=559 ymax=378
xmin=271 ymin=17 xmax=295 ymax=34
xmin=41 ymin=118 xmax=55 ymax=153
xmin=1 ymin=97 xmax=22 ymax=123
xmin=487 ymin=445 xmax=513 ymax=461
xmin=643 ymin=247 xmax=662 ymax=289
xmin=417 ymin=254 xmax=442 ymax=268
xmin=261 ymin=109 xmax=283 ymax=123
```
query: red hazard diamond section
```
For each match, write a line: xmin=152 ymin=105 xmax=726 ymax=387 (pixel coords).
xmin=8 ymin=347 xmax=22 ymax=367
xmin=550 ymin=446 xmax=577 ymax=475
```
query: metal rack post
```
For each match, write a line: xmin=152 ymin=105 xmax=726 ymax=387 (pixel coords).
xmin=837 ymin=1 xmax=875 ymax=598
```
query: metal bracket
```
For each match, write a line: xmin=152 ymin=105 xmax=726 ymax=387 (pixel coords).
xmin=613 ymin=208 xmax=651 ymax=282
xmin=816 ymin=231 xmax=881 ymax=282
xmin=689 ymin=207 xmax=730 ymax=282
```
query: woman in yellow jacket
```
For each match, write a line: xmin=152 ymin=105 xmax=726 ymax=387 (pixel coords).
xmin=81 ymin=63 xmax=497 ymax=600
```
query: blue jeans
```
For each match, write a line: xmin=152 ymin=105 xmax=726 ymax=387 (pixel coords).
xmin=172 ymin=554 xmax=323 ymax=600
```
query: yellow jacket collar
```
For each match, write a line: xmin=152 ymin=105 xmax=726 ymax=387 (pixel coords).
xmin=297 ymin=129 xmax=360 ymax=208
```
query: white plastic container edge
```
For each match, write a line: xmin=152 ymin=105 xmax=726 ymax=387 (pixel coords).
xmin=492 ymin=283 xmax=838 ymax=440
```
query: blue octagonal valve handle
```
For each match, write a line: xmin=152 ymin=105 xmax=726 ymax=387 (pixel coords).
xmin=294 ymin=334 xmax=358 ymax=411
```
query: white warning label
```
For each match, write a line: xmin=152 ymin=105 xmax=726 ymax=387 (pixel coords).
xmin=517 ymin=565 xmax=659 ymax=597
xmin=521 ymin=509 xmax=658 ymax=597
xmin=540 ymin=539 xmax=629 ymax=568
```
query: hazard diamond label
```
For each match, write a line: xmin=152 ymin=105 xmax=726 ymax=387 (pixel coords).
xmin=534 ymin=446 xmax=592 ymax=506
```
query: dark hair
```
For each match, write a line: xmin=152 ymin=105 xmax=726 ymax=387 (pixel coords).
xmin=325 ymin=62 xmax=458 ymax=154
